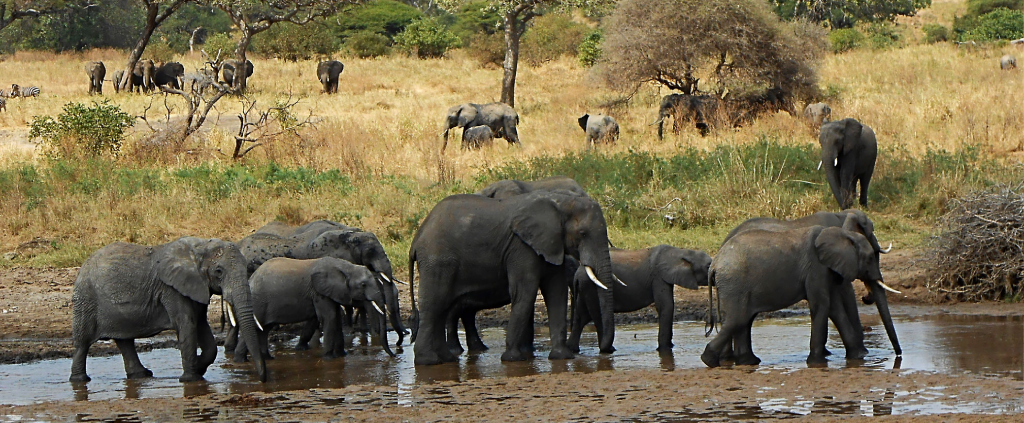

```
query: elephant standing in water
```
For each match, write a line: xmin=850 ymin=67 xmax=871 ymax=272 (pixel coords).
xmin=317 ymin=60 xmax=344 ymax=94
xmin=819 ymin=118 xmax=877 ymax=209
xmin=569 ymin=245 xmax=712 ymax=353
xmin=70 ymin=237 xmax=266 ymax=382
xmin=85 ymin=61 xmax=105 ymax=95
xmin=409 ymin=190 xmax=616 ymax=365
xmin=442 ymin=102 xmax=520 ymax=151
xmin=578 ymin=113 xmax=619 ymax=145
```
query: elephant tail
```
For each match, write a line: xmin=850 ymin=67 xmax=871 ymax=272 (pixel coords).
xmin=704 ymin=268 xmax=719 ymax=337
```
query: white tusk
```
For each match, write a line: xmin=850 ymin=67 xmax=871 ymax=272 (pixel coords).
xmin=817 ymin=161 xmax=822 ymax=170
xmin=614 ymin=274 xmax=627 ymax=287
xmin=876 ymin=280 xmax=902 ymax=294
xmin=253 ymin=314 xmax=264 ymax=331
xmin=585 ymin=266 xmax=609 ymax=290
xmin=372 ymin=302 xmax=385 ymax=315
xmin=834 ymin=158 xmax=838 ymax=167
xmin=378 ymin=272 xmax=391 ymax=283
xmin=226 ymin=303 xmax=237 ymax=327
xmin=880 ymin=242 xmax=892 ymax=253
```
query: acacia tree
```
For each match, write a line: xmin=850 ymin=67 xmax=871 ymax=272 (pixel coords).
xmin=118 ymin=0 xmax=193 ymax=91
xmin=0 ymin=0 xmax=98 ymax=32
xmin=208 ymin=0 xmax=363 ymax=91
xmin=601 ymin=0 xmax=826 ymax=100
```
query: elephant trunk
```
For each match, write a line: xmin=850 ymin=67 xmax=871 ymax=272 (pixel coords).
xmin=374 ymin=298 xmax=396 ymax=357
xmin=866 ymin=279 xmax=902 ymax=356
xmin=229 ymin=276 xmax=267 ymax=382
xmin=595 ymin=275 xmax=615 ymax=352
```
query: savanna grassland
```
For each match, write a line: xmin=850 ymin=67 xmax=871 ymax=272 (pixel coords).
xmin=0 ymin=15 xmax=1021 ymax=276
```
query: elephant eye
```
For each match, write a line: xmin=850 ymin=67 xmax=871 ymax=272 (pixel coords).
xmin=212 ymin=267 xmax=224 ymax=278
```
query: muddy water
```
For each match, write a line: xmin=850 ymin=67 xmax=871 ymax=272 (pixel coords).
xmin=0 ymin=310 xmax=1020 ymax=407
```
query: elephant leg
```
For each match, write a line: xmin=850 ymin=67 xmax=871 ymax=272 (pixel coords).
xmin=702 ymin=294 xmax=748 ymax=367
xmin=115 ymin=339 xmax=153 ymax=379
xmin=413 ymin=264 xmax=458 ymax=365
xmin=70 ymin=316 xmax=96 ymax=382
xmin=355 ymin=305 xmax=369 ymax=333
xmin=733 ymin=315 xmax=761 ymax=366
xmin=832 ymin=282 xmax=867 ymax=359
xmin=195 ymin=316 xmax=218 ymax=375
xmin=258 ymin=327 xmax=272 ymax=361
xmin=315 ymin=298 xmax=345 ymax=359
xmin=540 ymin=272 xmax=574 ymax=360
xmin=342 ymin=305 xmax=355 ymax=334
xmin=296 ymin=319 xmax=318 ymax=350
xmin=69 ymin=341 xmax=93 ymax=382
xmin=858 ymin=172 xmax=872 ymax=207
xmin=653 ymin=291 xmax=675 ymax=352
xmin=839 ymin=163 xmax=857 ymax=209
xmin=463 ymin=311 xmax=488 ymax=352
xmin=224 ymin=323 xmax=239 ymax=354
xmin=445 ymin=307 xmax=465 ymax=354
xmin=807 ymin=285 xmax=832 ymax=365
xmin=502 ymin=270 xmax=542 ymax=362
xmin=233 ymin=333 xmax=250 ymax=363
xmin=568 ymin=291 xmax=591 ymax=354
xmin=173 ymin=316 xmax=203 ymax=382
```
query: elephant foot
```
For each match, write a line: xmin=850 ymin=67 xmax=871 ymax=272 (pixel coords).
xmin=548 ymin=347 xmax=575 ymax=360
xmin=126 ymin=368 xmax=154 ymax=379
xmin=69 ymin=373 xmax=91 ymax=383
xmin=323 ymin=351 xmax=346 ymax=360
xmin=232 ymin=354 xmax=248 ymax=363
xmin=823 ymin=347 xmax=833 ymax=357
xmin=846 ymin=347 xmax=869 ymax=360
xmin=466 ymin=341 xmax=488 ymax=352
xmin=224 ymin=343 xmax=237 ymax=353
xmin=414 ymin=349 xmax=452 ymax=366
xmin=178 ymin=373 xmax=205 ymax=383
xmin=701 ymin=348 xmax=721 ymax=368
xmin=501 ymin=348 xmax=531 ymax=362
xmin=734 ymin=354 xmax=761 ymax=366
xmin=568 ymin=343 xmax=581 ymax=354
xmin=447 ymin=342 xmax=465 ymax=355
xmin=599 ymin=346 xmax=617 ymax=354
xmin=295 ymin=343 xmax=310 ymax=351
xmin=656 ymin=343 xmax=674 ymax=353
xmin=806 ymin=354 xmax=828 ymax=367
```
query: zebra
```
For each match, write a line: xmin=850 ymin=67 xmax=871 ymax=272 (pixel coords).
xmin=10 ymin=84 xmax=40 ymax=98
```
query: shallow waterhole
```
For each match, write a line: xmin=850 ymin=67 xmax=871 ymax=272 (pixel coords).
xmin=0 ymin=308 xmax=1020 ymax=417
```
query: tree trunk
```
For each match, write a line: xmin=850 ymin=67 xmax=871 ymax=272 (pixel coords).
xmin=500 ymin=10 xmax=521 ymax=107
xmin=121 ymin=6 xmax=160 ymax=91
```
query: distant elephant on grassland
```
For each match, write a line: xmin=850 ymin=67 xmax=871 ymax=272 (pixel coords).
xmin=569 ymin=245 xmax=712 ymax=353
xmin=819 ymin=118 xmax=877 ymax=209
xmin=130 ymin=59 xmax=156 ymax=93
xmin=85 ymin=61 xmax=105 ymax=95
xmin=112 ymin=70 xmax=124 ymax=93
xmin=153 ymin=62 xmax=185 ymax=90
xmin=655 ymin=93 xmax=719 ymax=139
xmin=70 ymin=237 xmax=266 ymax=382
xmin=578 ymin=113 xmax=619 ymax=145
xmin=803 ymin=102 xmax=831 ymax=129
xmin=1000 ymin=54 xmax=1017 ymax=70
xmin=221 ymin=59 xmax=254 ymax=87
xmin=317 ymin=60 xmax=344 ymax=94
xmin=442 ymin=102 xmax=520 ymax=151
xmin=231 ymin=257 xmax=394 ymax=362
xmin=462 ymin=125 xmax=494 ymax=149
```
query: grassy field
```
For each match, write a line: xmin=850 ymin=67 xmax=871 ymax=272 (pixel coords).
xmin=0 ymin=9 xmax=1022 ymax=272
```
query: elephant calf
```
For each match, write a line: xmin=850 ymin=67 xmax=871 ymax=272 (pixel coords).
xmin=578 ymin=113 xmax=619 ymax=145
xmin=1000 ymin=54 xmax=1017 ymax=70
xmin=462 ymin=125 xmax=494 ymax=149
xmin=569 ymin=245 xmax=712 ymax=353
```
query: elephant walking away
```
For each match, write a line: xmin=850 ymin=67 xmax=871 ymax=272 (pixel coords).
xmin=154 ymin=62 xmax=185 ymax=90
xmin=70 ymin=237 xmax=267 ymax=382
xmin=317 ymin=60 xmax=344 ymax=94
xmin=462 ymin=125 xmax=494 ymax=149
xmin=409 ymin=190 xmax=615 ymax=365
xmin=702 ymin=224 xmax=895 ymax=368
xmin=569 ymin=245 xmax=712 ymax=353
xmin=803 ymin=102 xmax=831 ymax=129
xmin=85 ymin=61 xmax=105 ymax=95
xmin=1000 ymin=55 xmax=1016 ymax=70
xmin=231 ymin=257 xmax=394 ymax=362
xmin=221 ymin=59 xmax=254 ymax=87
xmin=578 ymin=113 xmax=619 ymax=145
xmin=819 ymin=118 xmax=877 ymax=209
xmin=442 ymin=102 xmax=520 ymax=151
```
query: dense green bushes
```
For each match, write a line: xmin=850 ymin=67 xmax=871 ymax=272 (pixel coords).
xmin=394 ymin=17 xmax=461 ymax=58
xmin=829 ymin=28 xmax=864 ymax=52
xmin=520 ymin=14 xmax=593 ymax=65
xmin=29 ymin=101 xmax=134 ymax=160
xmin=253 ymin=23 xmax=336 ymax=61
xmin=954 ymin=0 xmax=1024 ymax=41
xmin=922 ymin=24 xmax=951 ymax=43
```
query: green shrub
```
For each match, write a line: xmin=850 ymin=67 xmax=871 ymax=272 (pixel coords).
xmin=29 ymin=101 xmax=135 ymax=159
xmin=520 ymin=13 xmax=591 ymax=65
xmin=146 ymin=40 xmax=180 ymax=62
xmin=202 ymin=32 xmax=237 ymax=57
xmin=452 ymin=1 xmax=503 ymax=41
xmin=966 ymin=0 xmax=1023 ymax=17
xmin=828 ymin=28 xmax=864 ymax=53
xmin=922 ymin=24 xmax=950 ymax=43
xmin=394 ymin=17 xmax=461 ymax=59
xmin=348 ymin=31 xmax=392 ymax=58
xmin=253 ymin=22 xmax=336 ymax=61
xmin=957 ymin=8 xmax=1024 ymax=41
xmin=865 ymin=22 xmax=902 ymax=49
xmin=331 ymin=0 xmax=424 ymax=44
xmin=577 ymin=31 xmax=603 ymax=67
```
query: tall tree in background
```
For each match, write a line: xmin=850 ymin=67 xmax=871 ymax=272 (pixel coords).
xmin=771 ymin=0 xmax=932 ymax=28
xmin=118 ymin=0 xmax=192 ymax=91
xmin=0 ymin=0 xmax=98 ymax=32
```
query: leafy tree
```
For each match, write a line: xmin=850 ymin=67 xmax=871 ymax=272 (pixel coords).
xmin=966 ymin=0 xmax=1022 ymax=17
xmin=116 ymin=0 xmax=195 ymax=91
xmin=331 ymin=0 xmax=422 ymax=43
xmin=956 ymin=7 xmax=1024 ymax=41
xmin=576 ymin=30 xmax=600 ymax=67
xmin=29 ymin=101 xmax=134 ymax=159
xmin=770 ymin=0 xmax=932 ymax=28
xmin=394 ymin=16 xmax=460 ymax=58
xmin=0 ymin=0 xmax=99 ymax=32
xmin=347 ymin=30 xmax=390 ymax=56
xmin=601 ymin=0 xmax=826 ymax=101
xmin=252 ymin=20 xmax=336 ymax=60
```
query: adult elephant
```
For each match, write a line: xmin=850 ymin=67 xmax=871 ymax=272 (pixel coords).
xmin=578 ymin=113 xmax=619 ymax=145
xmin=819 ymin=118 xmax=877 ymax=209
xmin=154 ymin=62 xmax=185 ymax=90
xmin=441 ymin=102 xmax=520 ymax=151
xmin=702 ymin=224 xmax=895 ymax=367
xmin=69 ymin=237 xmax=266 ymax=382
xmin=1000 ymin=54 xmax=1016 ymax=70
xmin=130 ymin=59 xmax=156 ymax=93
xmin=254 ymin=219 xmax=358 ymax=238
xmin=85 ymin=61 xmax=105 ymax=95
xmin=409 ymin=190 xmax=615 ymax=365
xmin=478 ymin=176 xmax=587 ymax=199
xmin=655 ymin=93 xmax=718 ymax=139
xmin=569 ymin=245 xmax=712 ymax=354
xmin=221 ymin=59 xmax=254 ymax=87
xmin=803 ymin=103 xmax=831 ymax=129
xmin=231 ymin=257 xmax=394 ymax=362
xmin=317 ymin=60 xmax=344 ymax=94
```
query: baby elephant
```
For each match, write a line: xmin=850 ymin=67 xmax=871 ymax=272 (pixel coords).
xmin=578 ymin=113 xmax=619 ymax=145
xmin=569 ymin=245 xmax=712 ymax=353
xmin=462 ymin=125 xmax=494 ymax=149
xmin=1000 ymin=54 xmax=1017 ymax=70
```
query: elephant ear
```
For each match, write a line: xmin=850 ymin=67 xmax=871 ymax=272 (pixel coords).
xmin=842 ymin=118 xmax=863 ymax=154
xmin=154 ymin=240 xmax=210 ymax=304
xmin=311 ymin=260 xmax=352 ymax=304
xmin=814 ymin=227 xmax=858 ymax=283
xmin=456 ymin=105 xmax=477 ymax=128
xmin=578 ymin=114 xmax=589 ymax=131
xmin=511 ymin=197 xmax=565 ymax=265
xmin=654 ymin=247 xmax=702 ymax=289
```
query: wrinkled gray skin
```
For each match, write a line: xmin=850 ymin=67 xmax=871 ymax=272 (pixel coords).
xmin=820 ymin=118 xmax=877 ymax=209
xmin=227 ymin=222 xmax=406 ymax=350
xmin=85 ymin=61 xmax=105 ymax=95
xmin=655 ymin=94 xmax=718 ymax=139
xmin=70 ymin=237 xmax=266 ymax=383
xmin=1000 ymin=54 xmax=1017 ymax=70
xmin=130 ymin=59 xmax=156 ymax=93
xmin=462 ymin=125 xmax=494 ymax=149
xmin=478 ymin=176 xmax=587 ymax=199
xmin=409 ymin=190 xmax=615 ymax=365
xmin=221 ymin=59 xmax=254 ymax=87
xmin=112 ymin=70 xmax=124 ymax=94
xmin=231 ymin=257 xmax=394 ymax=362
xmin=702 ymin=224 xmax=890 ymax=367
xmin=254 ymin=219 xmax=357 ymax=238
xmin=578 ymin=113 xmax=619 ymax=145
xmin=153 ymin=62 xmax=185 ymax=90
xmin=317 ymin=60 xmax=344 ymax=94
xmin=569 ymin=245 xmax=711 ymax=353
xmin=442 ymin=102 xmax=520 ymax=151
xmin=722 ymin=210 xmax=901 ymax=357
xmin=803 ymin=103 xmax=831 ymax=129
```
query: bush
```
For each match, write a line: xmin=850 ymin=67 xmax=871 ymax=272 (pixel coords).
xmin=829 ymin=28 xmax=864 ymax=53
xmin=202 ymin=32 xmax=237 ymax=57
xmin=966 ymin=0 xmax=1023 ymax=17
xmin=394 ymin=17 xmax=461 ymax=59
xmin=520 ymin=13 xmax=591 ymax=65
xmin=253 ymin=23 xmax=336 ymax=61
xmin=348 ymin=31 xmax=392 ymax=58
xmin=463 ymin=32 xmax=505 ymax=66
xmin=957 ymin=8 xmax=1024 ymax=41
xmin=452 ymin=1 xmax=503 ymax=41
xmin=331 ymin=0 xmax=424 ymax=44
xmin=577 ymin=31 xmax=603 ymax=67
xmin=865 ymin=22 xmax=902 ymax=49
xmin=922 ymin=24 xmax=950 ymax=43
xmin=29 ymin=101 xmax=135 ymax=159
